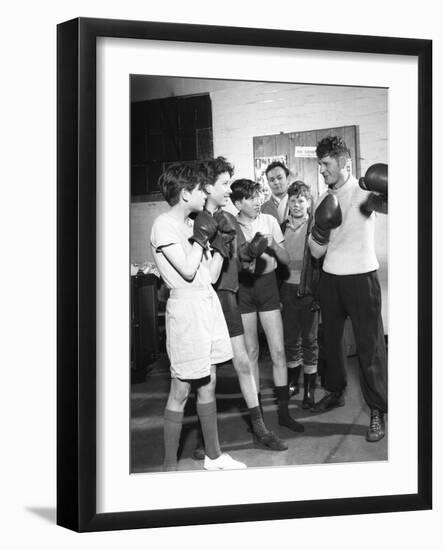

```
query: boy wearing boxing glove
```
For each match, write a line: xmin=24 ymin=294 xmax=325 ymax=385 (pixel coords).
xmin=150 ymin=163 xmax=247 ymax=471
xmin=194 ymin=157 xmax=287 ymax=454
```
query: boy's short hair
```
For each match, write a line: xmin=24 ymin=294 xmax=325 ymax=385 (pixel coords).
xmin=265 ymin=161 xmax=290 ymax=178
xmin=158 ymin=163 xmax=202 ymax=206
xmin=204 ymin=156 xmax=234 ymax=184
xmin=316 ymin=135 xmax=351 ymax=160
xmin=230 ymin=178 xmax=262 ymax=204
xmin=287 ymin=180 xmax=312 ymax=202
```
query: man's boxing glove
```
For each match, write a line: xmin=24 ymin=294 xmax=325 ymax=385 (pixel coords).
xmin=359 ymin=163 xmax=388 ymax=216
xmin=310 ymin=194 xmax=342 ymax=246
xmin=238 ymin=232 xmax=269 ymax=262
xmin=190 ymin=210 xmax=218 ymax=249
xmin=359 ymin=193 xmax=388 ymax=216
xmin=359 ymin=163 xmax=388 ymax=195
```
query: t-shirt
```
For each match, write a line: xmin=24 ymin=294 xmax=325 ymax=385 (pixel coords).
xmin=150 ymin=212 xmax=212 ymax=289
xmin=237 ymin=213 xmax=285 ymax=274
xmin=283 ymin=217 xmax=309 ymax=284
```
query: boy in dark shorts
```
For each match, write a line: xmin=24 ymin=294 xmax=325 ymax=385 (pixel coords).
xmin=231 ymin=178 xmax=304 ymax=433
xmin=199 ymin=157 xmax=287 ymax=452
xmin=150 ymin=163 xmax=246 ymax=471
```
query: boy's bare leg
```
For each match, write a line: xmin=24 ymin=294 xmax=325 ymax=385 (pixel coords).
xmin=259 ymin=310 xmax=304 ymax=433
xmin=240 ymin=312 xmax=260 ymax=391
xmin=163 ymin=378 xmax=191 ymax=471
xmin=258 ymin=310 xmax=287 ymax=385
xmin=230 ymin=334 xmax=259 ymax=406
xmin=230 ymin=335 xmax=287 ymax=450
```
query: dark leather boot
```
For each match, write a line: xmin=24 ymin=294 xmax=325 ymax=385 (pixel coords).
xmin=302 ymin=373 xmax=317 ymax=409
xmin=366 ymin=409 xmax=385 ymax=442
xmin=310 ymin=390 xmax=345 ymax=413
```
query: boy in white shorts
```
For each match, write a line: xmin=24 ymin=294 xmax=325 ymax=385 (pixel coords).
xmin=150 ymin=163 xmax=246 ymax=471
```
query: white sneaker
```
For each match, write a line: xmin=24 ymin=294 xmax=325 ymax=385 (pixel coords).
xmin=203 ymin=453 xmax=247 ymax=471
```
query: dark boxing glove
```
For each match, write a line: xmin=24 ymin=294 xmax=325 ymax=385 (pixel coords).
xmin=359 ymin=163 xmax=388 ymax=216
xmin=360 ymin=193 xmax=388 ymax=216
xmin=210 ymin=210 xmax=237 ymax=258
xmin=310 ymin=194 xmax=342 ymax=246
xmin=359 ymin=163 xmax=388 ymax=195
xmin=211 ymin=231 xmax=235 ymax=259
xmin=213 ymin=209 xmax=237 ymax=236
xmin=190 ymin=210 xmax=218 ymax=249
xmin=238 ymin=232 xmax=269 ymax=262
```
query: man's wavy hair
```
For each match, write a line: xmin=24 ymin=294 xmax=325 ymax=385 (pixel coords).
xmin=316 ymin=135 xmax=351 ymax=160
xmin=158 ymin=163 xmax=202 ymax=206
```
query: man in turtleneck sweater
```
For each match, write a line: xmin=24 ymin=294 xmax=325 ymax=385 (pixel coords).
xmin=308 ymin=135 xmax=388 ymax=443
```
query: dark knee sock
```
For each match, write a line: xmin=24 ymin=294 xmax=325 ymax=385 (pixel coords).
xmin=195 ymin=419 xmax=204 ymax=449
xmin=249 ymin=406 xmax=269 ymax=437
xmin=275 ymin=385 xmax=304 ymax=432
xmin=196 ymin=401 xmax=221 ymax=460
xmin=287 ymin=366 xmax=300 ymax=384
xmin=163 ymin=409 xmax=184 ymax=470
xmin=257 ymin=392 xmax=264 ymax=416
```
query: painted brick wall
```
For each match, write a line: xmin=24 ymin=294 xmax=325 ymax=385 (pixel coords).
xmin=210 ymin=82 xmax=387 ymax=179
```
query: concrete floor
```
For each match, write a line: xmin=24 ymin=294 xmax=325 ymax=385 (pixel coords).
xmin=131 ymin=348 xmax=387 ymax=473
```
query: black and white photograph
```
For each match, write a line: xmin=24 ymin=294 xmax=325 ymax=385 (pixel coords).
xmin=50 ymin=10 xmax=434 ymax=538
xmin=2 ymin=0 xmax=440 ymax=546
xmin=129 ymin=75 xmax=389 ymax=474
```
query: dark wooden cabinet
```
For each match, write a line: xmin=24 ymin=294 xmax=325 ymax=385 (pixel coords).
xmin=131 ymin=273 xmax=160 ymax=380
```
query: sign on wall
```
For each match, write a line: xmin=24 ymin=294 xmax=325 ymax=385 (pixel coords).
xmin=294 ymin=146 xmax=317 ymax=158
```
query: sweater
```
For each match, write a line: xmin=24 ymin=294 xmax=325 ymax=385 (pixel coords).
xmin=308 ymin=176 xmax=379 ymax=275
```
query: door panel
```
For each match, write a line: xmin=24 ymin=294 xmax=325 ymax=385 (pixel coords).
xmin=254 ymin=126 xmax=359 ymax=202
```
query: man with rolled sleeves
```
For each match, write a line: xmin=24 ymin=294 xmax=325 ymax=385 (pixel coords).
xmin=308 ymin=135 xmax=388 ymax=442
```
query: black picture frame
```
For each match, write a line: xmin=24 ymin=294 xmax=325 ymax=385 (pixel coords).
xmin=57 ymin=17 xmax=432 ymax=532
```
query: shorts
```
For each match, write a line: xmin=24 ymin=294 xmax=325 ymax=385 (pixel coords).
xmin=238 ymin=271 xmax=281 ymax=314
xmin=165 ymin=286 xmax=233 ymax=380
xmin=177 ymin=375 xmax=211 ymax=390
xmin=217 ymin=290 xmax=244 ymax=338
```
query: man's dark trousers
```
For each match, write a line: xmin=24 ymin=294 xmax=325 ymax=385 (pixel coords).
xmin=318 ymin=270 xmax=387 ymax=412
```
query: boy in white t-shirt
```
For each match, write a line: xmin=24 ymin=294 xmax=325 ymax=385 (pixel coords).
xmin=231 ymin=178 xmax=304 ymax=433
xmin=150 ymin=163 xmax=246 ymax=471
